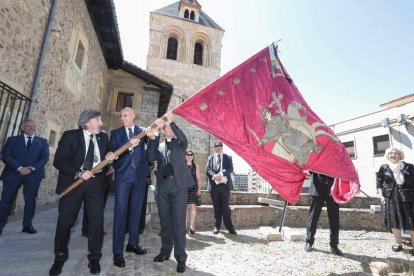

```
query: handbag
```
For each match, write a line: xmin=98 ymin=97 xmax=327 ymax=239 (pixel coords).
xmin=398 ymin=189 xmax=414 ymax=202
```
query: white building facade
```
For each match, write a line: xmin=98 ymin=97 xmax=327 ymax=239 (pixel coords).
xmin=331 ymin=95 xmax=414 ymax=197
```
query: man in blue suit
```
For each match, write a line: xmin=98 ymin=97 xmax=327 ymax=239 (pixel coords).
xmin=110 ymin=107 xmax=153 ymax=268
xmin=0 ymin=119 xmax=49 ymax=235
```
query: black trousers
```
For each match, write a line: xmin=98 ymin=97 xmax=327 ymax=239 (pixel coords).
xmin=306 ymin=195 xmax=340 ymax=247
xmin=54 ymin=175 xmax=105 ymax=262
xmin=210 ymin=184 xmax=234 ymax=230
xmin=139 ymin=182 xmax=149 ymax=231
xmin=157 ymin=178 xmax=188 ymax=262
xmin=82 ymin=175 xmax=110 ymax=235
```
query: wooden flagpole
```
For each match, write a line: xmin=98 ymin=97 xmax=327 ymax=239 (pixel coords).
xmin=58 ymin=116 xmax=167 ymax=198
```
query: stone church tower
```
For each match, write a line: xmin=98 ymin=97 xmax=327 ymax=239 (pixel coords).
xmin=147 ymin=0 xmax=224 ymax=183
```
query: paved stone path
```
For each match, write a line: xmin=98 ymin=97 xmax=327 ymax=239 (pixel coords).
xmin=0 ymin=195 xmax=412 ymax=275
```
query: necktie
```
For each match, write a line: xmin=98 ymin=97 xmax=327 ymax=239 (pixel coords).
xmin=128 ymin=128 xmax=133 ymax=140
xmin=83 ymin=134 xmax=94 ymax=170
xmin=216 ymin=155 xmax=221 ymax=173
xmin=27 ymin=136 xmax=32 ymax=152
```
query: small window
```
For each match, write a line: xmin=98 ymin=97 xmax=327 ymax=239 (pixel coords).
xmin=116 ymin=92 xmax=133 ymax=112
xmin=49 ymin=130 xmax=57 ymax=147
xmin=343 ymin=141 xmax=356 ymax=158
xmin=74 ymin=40 xmax=85 ymax=69
xmin=190 ymin=11 xmax=195 ymax=20
xmin=373 ymin=134 xmax=390 ymax=156
xmin=166 ymin=37 xmax=178 ymax=60
xmin=193 ymin=43 xmax=203 ymax=65
xmin=184 ymin=9 xmax=189 ymax=19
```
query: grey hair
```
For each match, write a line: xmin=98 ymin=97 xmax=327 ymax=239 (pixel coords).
xmin=78 ymin=109 xmax=101 ymax=129
xmin=384 ymin=147 xmax=405 ymax=160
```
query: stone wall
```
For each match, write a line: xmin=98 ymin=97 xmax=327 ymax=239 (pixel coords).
xmin=102 ymin=69 xmax=161 ymax=131
xmin=147 ymin=12 xmax=225 ymax=187
xmin=199 ymin=191 xmax=380 ymax=209
xmin=0 ymin=0 xmax=50 ymax=93
xmin=0 ymin=0 xmax=110 ymax=211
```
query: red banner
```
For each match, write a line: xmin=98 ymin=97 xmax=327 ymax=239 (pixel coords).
xmin=174 ymin=44 xmax=359 ymax=204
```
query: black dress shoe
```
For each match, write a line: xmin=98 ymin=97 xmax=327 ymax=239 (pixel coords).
xmin=304 ymin=242 xmax=313 ymax=252
xmin=49 ymin=261 xmax=64 ymax=276
xmin=22 ymin=226 xmax=37 ymax=234
xmin=113 ymin=254 xmax=125 ymax=268
xmin=228 ymin=228 xmax=237 ymax=235
xmin=153 ymin=253 xmax=170 ymax=262
xmin=213 ymin=227 xmax=219 ymax=234
xmin=330 ymin=246 xmax=343 ymax=256
xmin=126 ymin=244 xmax=147 ymax=255
xmin=88 ymin=260 xmax=101 ymax=274
xmin=392 ymin=243 xmax=403 ymax=252
xmin=176 ymin=261 xmax=186 ymax=273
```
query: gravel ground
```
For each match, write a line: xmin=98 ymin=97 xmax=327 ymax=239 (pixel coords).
xmin=181 ymin=228 xmax=412 ymax=276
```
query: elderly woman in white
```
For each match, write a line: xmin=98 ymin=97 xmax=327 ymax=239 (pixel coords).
xmin=377 ymin=147 xmax=414 ymax=254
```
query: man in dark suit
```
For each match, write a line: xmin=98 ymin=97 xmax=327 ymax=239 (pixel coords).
xmin=110 ymin=107 xmax=152 ymax=268
xmin=147 ymin=113 xmax=193 ymax=273
xmin=206 ymin=141 xmax=237 ymax=235
xmin=49 ymin=109 xmax=116 ymax=276
xmin=304 ymin=172 xmax=343 ymax=256
xmin=0 ymin=119 xmax=49 ymax=236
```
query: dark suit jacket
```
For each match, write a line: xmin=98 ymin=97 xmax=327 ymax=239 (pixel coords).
xmin=1 ymin=134 xmax=49 ymax=181
xmin=109 ymin=125 xmax=151 ymax=181
xmin=206 ymin=153 xmax=234 ymax=190
xmin=376 ymin=162 xmax=414 ymax=198
xmin=53 ymin=129 xmax=110 ymax=194
xmin=308 ymin=173 xmax=334 ymax=198
xmin=147 ymin=123 xmax=193 ymax=190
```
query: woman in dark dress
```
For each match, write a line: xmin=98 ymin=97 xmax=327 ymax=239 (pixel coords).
xmin=185 ymin=150 xmax=201 ymax=234
xmin=377 ymin=147 xmax=414 ymax=254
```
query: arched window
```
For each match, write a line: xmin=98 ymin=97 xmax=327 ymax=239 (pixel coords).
xmin=190 ymin=11 xmax=195 ymax=20
xmin=184 ymin=9 xmax=189 ymax=19
xmin=166 ymin=37 xmax=178 ymax=60
xmin=193 ymin=42 xmax=203 ymax=65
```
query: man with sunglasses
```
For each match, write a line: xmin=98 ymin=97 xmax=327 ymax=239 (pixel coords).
xmin=206 ymin=141 xmax=237 ymax=235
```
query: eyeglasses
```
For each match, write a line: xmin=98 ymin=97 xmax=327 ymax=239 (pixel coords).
xmin=214 ymin=145 xmax=223 ymax=147
xmin=186 ymin=153 xmax=193 ymax=156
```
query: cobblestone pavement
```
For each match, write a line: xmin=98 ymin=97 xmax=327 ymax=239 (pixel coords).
xmin=0 ymin=195 xmax=412 ymax=276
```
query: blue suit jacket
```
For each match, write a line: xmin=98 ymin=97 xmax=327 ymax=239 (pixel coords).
xmin=110 ymin=125 xmax=151 ymax=182
xmin=1 ymin=135 xmax=49 ymax=182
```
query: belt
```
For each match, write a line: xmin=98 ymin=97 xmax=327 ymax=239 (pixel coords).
xmin=163 ymin=175 xmax=174 ymax=179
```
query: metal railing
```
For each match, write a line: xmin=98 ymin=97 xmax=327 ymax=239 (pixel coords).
xmin=0 ymin=81 xmax=31 ymax=151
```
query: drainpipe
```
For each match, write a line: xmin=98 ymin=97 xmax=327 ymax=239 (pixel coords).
xmin=28 ymin=0 xmax=58 ymax=118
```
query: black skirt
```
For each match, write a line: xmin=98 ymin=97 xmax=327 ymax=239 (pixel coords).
xmin=187 ymin=164 xmax=198 ymax=204
xmin=382 ymin=187 xmax=414 ymax=230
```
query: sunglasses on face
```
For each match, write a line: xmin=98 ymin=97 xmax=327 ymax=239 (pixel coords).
xmin=215 ymin=145 xmax=223 ymax=148
xmin=186 ymin=153 xmax=193 ymax=156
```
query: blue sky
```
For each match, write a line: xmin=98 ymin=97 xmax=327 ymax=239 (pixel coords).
xmin=113 ymin=0 xmax=414 ymax=172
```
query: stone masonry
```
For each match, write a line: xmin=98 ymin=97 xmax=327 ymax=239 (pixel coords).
xmin=146 ymin=2 xmax=225 ymax=187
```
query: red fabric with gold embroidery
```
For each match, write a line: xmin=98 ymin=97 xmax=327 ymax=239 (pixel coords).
xmin=173 ymin=45 xmax=359 ymax=204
